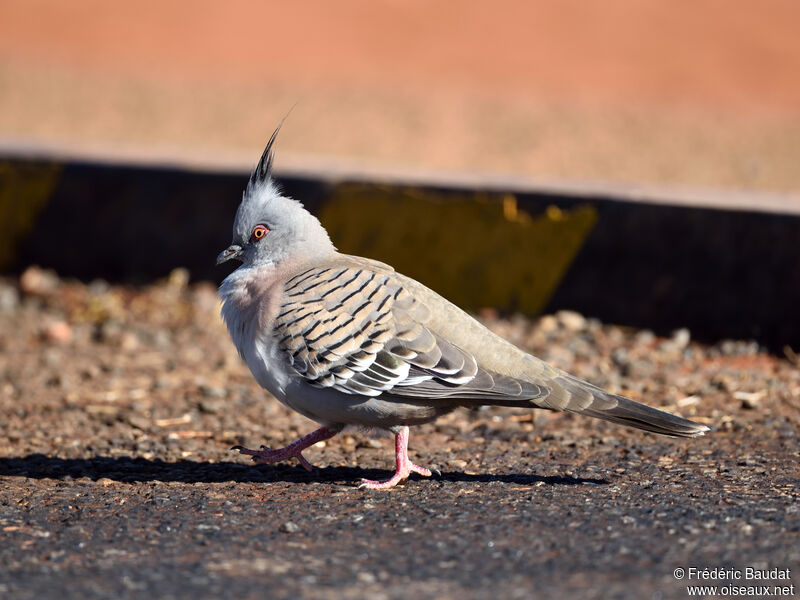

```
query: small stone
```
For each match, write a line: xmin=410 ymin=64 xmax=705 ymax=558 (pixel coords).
xmin=718 ymin=339 xmax=759 ymax=356
xmin=167 ymin=268 xmax=190 ymax=290
xmin=360 ymin=438 xmax=383 ymax=449
xmin=711 ymin=373 xmax=736 ymax=393
xmin=659 ymin=330 xmax=686 ymax=353
xmin=88 ymin=279 xmax=111 ymax=296
xmin=93 ymin=321 xmax=122 ymax=344
xmin=635 ymin=329 xmax=656 ymax=345
xmin=537 ymin=314 xmax=559 ymax=333
xmin=556 ymin=310 xmax=587 ymax=332
xmin=0 ymin=281 xmax=19 ymax=312
xmin=43 ymin=320 xmax=72 ymax=344
xmin=41 ymin=347 xmax=61 ymax=366
xmin=151 ymin=329 xmax=173 ymax=350
xmin=611 ymin=348 xmax=629 ymax=368
xmin=357 ymin=572 xmax=377 ymax=584
xmin=671 ymin=328 xmax=691 ymax=350
xmin=20 ymin=266 xmax=59 ymax=296
xmin=120 ymin=332 xmax=140 ymax=350
xmin=734 ymin=390 xmax=766 ymax=409
xmin=199 ymin=398 xmax=225 ymax=414
xmin=127 ymin=415 xmax=151 ymax=431
xmin=280 ymin=522 xmax=299 ymax=534
xmin=200 ymin=385 xmax=227 ymax=399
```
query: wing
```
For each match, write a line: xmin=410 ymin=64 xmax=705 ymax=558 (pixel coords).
xmin=275 ymin=265 xmax=550 ymax=402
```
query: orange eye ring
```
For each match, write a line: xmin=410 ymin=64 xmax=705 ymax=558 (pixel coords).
xmin=251 ymin=225 xmax=269 ymax=241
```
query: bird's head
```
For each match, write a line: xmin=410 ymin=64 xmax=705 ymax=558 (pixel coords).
xmin=216 ymin=119 xmax=335 ymax=269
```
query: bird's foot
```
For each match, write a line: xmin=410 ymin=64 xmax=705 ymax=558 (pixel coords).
xmin=358 ymin=425 xmax=433 ymax=490
xmin=359 ymin=461 xmax=432 ymax=490
xmin=231 ymin=426 xmax=338 ymax=472
xmin=233 ymin=444 xmax=316 ymax=471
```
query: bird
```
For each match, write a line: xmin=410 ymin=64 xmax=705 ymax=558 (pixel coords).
xmin=216 ymin=120 xmax=709 ymax=490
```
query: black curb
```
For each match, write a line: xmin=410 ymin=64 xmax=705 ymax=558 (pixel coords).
xmin=2 ymin=154 xmax=798 ymax=351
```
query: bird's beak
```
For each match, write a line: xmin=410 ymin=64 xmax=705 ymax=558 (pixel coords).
xmin=216 ymin=244 xmax=243 ymax=265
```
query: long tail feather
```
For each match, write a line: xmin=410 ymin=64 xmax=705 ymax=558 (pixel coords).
xmin=558 ymin=375 xmax=709 ymax=438
xmin=580 ymin=394 xmax=709 ymax=437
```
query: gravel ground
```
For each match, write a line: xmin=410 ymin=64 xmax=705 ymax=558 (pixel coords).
xmin=1 ymin=267 xmax=798 ymax=599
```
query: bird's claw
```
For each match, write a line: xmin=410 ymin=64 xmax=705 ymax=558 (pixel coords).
xmin=359 ymin=462 xmax=433 ymax=490
xmin=231 ymin=428 xmax=339 ymax=473
xmin=232 ymin=443 xmax=315 ymax=471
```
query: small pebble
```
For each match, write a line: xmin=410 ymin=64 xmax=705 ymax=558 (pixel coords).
xmin=43 ymin=320 xmax=72 ymax=344
xmin=556 ymin=310 xmax=586 ymax=332
xmin=0 ymin=282 xmax=20 ymax=312
xmin=19 ymin=266 xmax=59 ymax=296
xmin=280 ymin=522 xmax=299 ymax=534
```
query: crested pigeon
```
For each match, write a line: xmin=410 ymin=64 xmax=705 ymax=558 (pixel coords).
xmin=217 ymin=121 xmax=709 ymax=489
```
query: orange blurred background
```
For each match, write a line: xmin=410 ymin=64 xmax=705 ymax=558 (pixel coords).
xmin=2 ymin=0 xmax=800 ymax=192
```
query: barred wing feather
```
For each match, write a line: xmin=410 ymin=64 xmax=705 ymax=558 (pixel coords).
xmin=275 ymin=266 xmax=549 ymax=402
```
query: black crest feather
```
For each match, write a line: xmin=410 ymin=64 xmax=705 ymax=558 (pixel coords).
xmin=250 ymin=108 xmax=294 ymax=186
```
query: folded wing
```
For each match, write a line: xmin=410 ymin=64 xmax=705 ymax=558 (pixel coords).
xmin=275 ymin=265 xmax=549 ymax=402
xmin=275 ymin=264 xmax=708 ymax=438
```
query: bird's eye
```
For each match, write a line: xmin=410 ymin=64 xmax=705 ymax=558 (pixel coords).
xmin=251 ymin=225 xmax=269 ymax=241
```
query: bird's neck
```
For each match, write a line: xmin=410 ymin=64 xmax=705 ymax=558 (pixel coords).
xmin=218 ymin=262 xmax=280 ymax=341
xmin=296 ymin=212 xmax=337 ymax=258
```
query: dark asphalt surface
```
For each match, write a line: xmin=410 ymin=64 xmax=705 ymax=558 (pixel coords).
xmin=2 ymin=434 xmax=798 ymax=600
xmin=1 ymin=271 xmax=798 ymax=599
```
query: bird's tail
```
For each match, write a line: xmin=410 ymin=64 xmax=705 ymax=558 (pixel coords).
xmin=555 ymin=374 xmax=709 ymax=438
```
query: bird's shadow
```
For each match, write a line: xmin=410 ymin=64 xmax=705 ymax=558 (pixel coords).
xmin=0 ymin=454 xmax=608 ymax=487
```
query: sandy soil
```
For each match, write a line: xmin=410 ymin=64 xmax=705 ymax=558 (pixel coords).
xmin=1 ymin=1 xmax=800 ymax=192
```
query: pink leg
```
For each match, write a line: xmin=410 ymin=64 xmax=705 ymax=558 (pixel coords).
xmin=232 ymin=426 xmax=338 ymax=472
xmin=360 ymin=426 xmax=432 ymax=490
